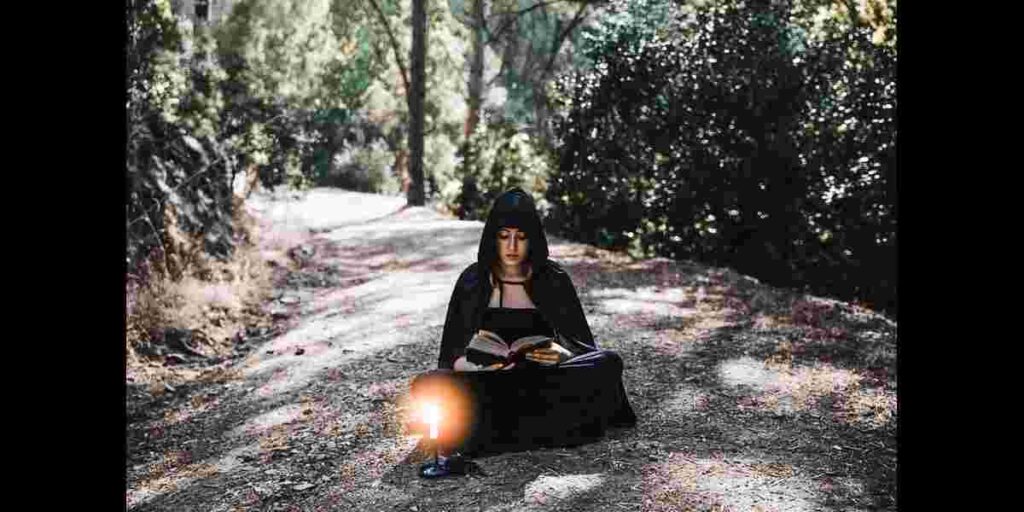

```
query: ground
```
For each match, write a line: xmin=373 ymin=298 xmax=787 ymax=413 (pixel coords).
xmin=125 ymin=187 xmax=897 ymax=511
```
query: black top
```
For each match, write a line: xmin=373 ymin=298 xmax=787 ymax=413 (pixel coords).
xmin=437 ymin=260 xmax=599 ymax=370
xmin=481 ymin=277 xmax=554 ymax=343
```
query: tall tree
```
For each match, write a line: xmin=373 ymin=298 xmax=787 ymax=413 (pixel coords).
xmin=464 ymin=0 xmax=487 ymax=140
xmin=408 ymin=0 xmax=428 ymax=205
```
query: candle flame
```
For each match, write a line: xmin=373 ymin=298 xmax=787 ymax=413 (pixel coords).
xmin=422 ymin=403 xmax=441 ymax=439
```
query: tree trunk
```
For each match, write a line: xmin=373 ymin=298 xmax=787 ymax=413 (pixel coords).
xmin=395 ymin=148 xmax=410 ymax=194
xmin=464 ymin=0 xmax=486 ymax=140
xmin=407 ymin=0 xmax=427 ymax=206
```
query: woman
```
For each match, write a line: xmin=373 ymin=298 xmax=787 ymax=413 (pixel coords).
xmin=412 ymin=188 xmax=636 ymax=457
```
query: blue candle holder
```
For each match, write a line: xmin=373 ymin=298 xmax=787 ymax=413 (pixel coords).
xmin=418 ymin=451 xmax=452 ymax=478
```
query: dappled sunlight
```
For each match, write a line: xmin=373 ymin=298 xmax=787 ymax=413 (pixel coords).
xmin=126 ymin=449 xmax=221 ymax=509
xmin=243 ymin=272 xmax=454 ymax=397
xmin=129 ymin=380 xmax=414 ymax=510
xmin=161 ymin=394 xmax=222 ymax=428
xmin=524 ymin=473 xmax=606 ymax=506
xmin=719 ymin=356 xmax=782 ymax=390
xmin=229 ymin=402 xmax=308 ymax=440
xmin=332 ymin=435 xmax=421 ymax=493
xmin=658 ymin=383 xmax=714 ymax=418
xmin=245 ymin=329 xmax=428 ymax=398
xmin=718 ymin=351 xmax=897 ymax=428
xmin=585 ymin=277 xmax=752 ymax=359
xmin=644 ymin=306 xmax=737 ymax=357
xmin=752 ymin=313 xmax=795 ymax=331
xmin=642 ymin=452 xmax=822 ymax=512
xmin=592 ymin=286 xmax=695 ymax=317
xmin=248 ymin=189 xmax=406 ymax=233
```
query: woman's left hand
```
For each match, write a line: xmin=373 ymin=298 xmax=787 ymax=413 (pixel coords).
xmin=524 ymin=343 xmax=574 ymax=365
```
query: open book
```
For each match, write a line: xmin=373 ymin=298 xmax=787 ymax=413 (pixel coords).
xmin=464 ymin=330 xmax=553 ymax=367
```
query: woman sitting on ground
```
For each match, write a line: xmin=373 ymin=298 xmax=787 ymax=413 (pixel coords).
xmin=412 ymin=188 xmax=636 ymax=457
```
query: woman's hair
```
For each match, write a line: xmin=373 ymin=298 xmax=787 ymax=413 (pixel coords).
xmin=476 ymin=188 xmax=550 ymax=288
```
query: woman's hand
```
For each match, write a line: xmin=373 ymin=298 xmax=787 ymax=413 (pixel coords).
xmin=524 ymin=342 xmax=574 ymax=365
xmin=454 ymin=356 xmax=515 ymax=371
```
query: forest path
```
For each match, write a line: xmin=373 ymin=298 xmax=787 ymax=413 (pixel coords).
xmin=126 ymin=188 xmax=897 ymax=511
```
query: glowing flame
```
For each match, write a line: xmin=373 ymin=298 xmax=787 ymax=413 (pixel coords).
xmin=422 ymin=403 xmax=441 ymax=439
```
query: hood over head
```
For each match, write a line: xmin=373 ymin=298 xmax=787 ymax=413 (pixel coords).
xmin=476 ymin=187 xmax=549 ymax=278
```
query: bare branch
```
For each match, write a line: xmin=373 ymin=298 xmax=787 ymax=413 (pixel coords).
xmin=485 ymin=1 xmax=573 ymax=44
xmin=541 ymin=1 xmax=589 ymax=76
xmin=363 ymin=0 xmax=410 ymax=94
xmin=489 ymin=0 xmax=572 ymax=18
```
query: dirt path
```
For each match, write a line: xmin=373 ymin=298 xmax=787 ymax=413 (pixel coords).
xmin=126 ymin=188 xmax=897 ymax=511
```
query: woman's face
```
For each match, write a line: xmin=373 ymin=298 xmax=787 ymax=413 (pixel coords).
xmin=496 ymin=227 xmax=529 ymax=268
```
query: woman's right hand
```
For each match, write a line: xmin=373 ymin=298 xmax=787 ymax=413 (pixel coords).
xmin=454 ymin=356 xmax=514 ymax=372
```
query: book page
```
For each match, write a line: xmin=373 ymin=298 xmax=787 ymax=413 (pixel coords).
xmin=509 ymin=335 xmax=552 ymax=355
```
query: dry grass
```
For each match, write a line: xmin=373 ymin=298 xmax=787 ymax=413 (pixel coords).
xmin=126 ymin=200 xmax=275 ymax=387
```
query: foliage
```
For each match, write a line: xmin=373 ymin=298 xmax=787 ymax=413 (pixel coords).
xmin=548 ymin=0 xmax=897 ymax=312
xmin=127 ymin=0 xmax=238 ymax=278
xmin=450 ymin=121 xmax=555 ymax=220
xmin=324 ymin=137 xmax=401 ymax=193
xmin=215 ymin=0 xmax=380 ymax=190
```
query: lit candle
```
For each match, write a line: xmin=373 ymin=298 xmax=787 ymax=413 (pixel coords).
xmin=416 ymin=400 xmax=455 ymax=478
xmin=423 ymin=403 xmax=441 ymax=440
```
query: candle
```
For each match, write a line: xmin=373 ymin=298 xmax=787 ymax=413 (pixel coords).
xmin=423 ymin=403 xmax=441 ymax=440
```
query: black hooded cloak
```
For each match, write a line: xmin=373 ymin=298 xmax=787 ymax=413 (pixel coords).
xmin=437 ymin=189 xmax=598 ymax=368
xmin=413 ymin=189 xmax=637 ymax=456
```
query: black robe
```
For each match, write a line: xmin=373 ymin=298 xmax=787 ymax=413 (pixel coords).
xmin=416 ymin=188 xmax=636 ymax=455
xmin=436 ymin=259 xmax=600 ymax=369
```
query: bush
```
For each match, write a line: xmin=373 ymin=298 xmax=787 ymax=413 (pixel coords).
xmin=448 ymin=121 xmax=555 ymax=220
xmin=324 ymin=138 xmax=400 ymax=194
xmin=127 ymin=0 xmax=239 ymax=278
xmin=548 ymin=0 xmax=897 ymax=314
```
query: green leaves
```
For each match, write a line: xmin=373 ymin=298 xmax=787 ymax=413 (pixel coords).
xmin=547 ymin=0 xmax=897 ymax=313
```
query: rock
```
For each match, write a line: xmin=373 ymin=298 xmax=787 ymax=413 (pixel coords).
xmin=293 ymin=482 xmax=315 ymax=491
xmin=164 ymin=383 xmax=176 ymax=393
xmin=279 ymin=296 xmax=300 ymax=305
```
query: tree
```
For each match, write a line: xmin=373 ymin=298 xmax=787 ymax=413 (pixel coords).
xmin=464 ymin=0 xmax=487 ymax=140
xmin=408 ymin=0 xmax=428 ymax=205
